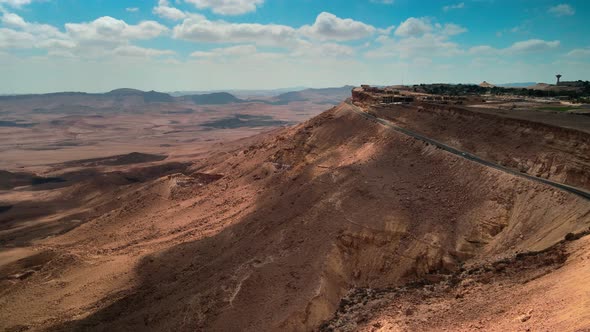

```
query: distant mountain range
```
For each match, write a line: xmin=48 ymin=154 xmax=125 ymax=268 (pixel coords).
xmin=177 ymin=92 xmax=243 ymax=105
xmin=270 ymin=86 xmax=354 ymax=105
xmin=168 ymin=87 xmax=309 ymax=98
xmin=0 ymin=86 xmax=355 ymax=106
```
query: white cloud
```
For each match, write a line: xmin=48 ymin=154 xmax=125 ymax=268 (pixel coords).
xmin=566 ymin=48 xmax=590 ymax=58
xmin=126 ymin=7 xmax=139 ymax=13
xmin=153 ymin=0 xmax=187 ymax=21
xmin=0 ymin=12 xmax=67 ymax=49
xmin=469 ymin=39 xmax=560 ymax=55
xmin=1 ymin=12 xmax=26 ymax=27
xmin=65 ymin=16 xmax=169 ymax=45
xmin=37 ymin=38 xmax=76 ymax=49
xmin=377 ymin=25 xmax=395 ymax=35
xmin=394 ymin=17 xmax=432 ymax=37
xmin=191 ymin=44 xmax=257 ymax=57
xmin=292 ymin=41 xmax=355 ymax=57
xmin=0 ymin=27 xmax=34 ymax=48
xmin=0 ymin=13 xmax=173 ymax=60
xmin=468 ymin=45 xmax=496 ymax=55
xmin=548 ymin=4 xmax=575 ymax=17
xmin=507 ymin=39 xmax=559 ymax=53
xmin=125 ymin=20 xmax=169 ymax=39
xmin=443 ymin=2 xmax=464 ymax=11
xmin=368 ymin=18 xmax=466 ymax=59
xmin=441 ymin=23 xmax=467 ymax=36
xmin=190 ymin=42 xmax=355 ymax=61
xmin=299 ymin=12 xmax=376 ymax=41
xmin=61 ymin=17 xmax=171 ymax=58
xmin=367 ymin=33 xmax=462 ymax=59
xmin=173 ymin=15 xmax=298 ymax=47
xmin=113 ymin=45 xmax=175 ymax=57
xmin=174 ymin=11 xmax=389 ymax=49
xmin=184 ymin=0 xmax=264 ymax=16
xmin=0 ymin=0 xmax=33 ymax=8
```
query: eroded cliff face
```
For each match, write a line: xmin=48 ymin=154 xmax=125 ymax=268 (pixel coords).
xmin=321 ymin=230 xmax=590 ymax=332
xmin=368 ymin=103 xmax=590 ymax=191
xmin=351 ymin=88 xmax=378 ymax=105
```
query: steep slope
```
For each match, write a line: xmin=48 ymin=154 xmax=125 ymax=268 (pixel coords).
xmin=322 ymin=230 xmax=590 ymax=331
xmin=369 ymin=103 xmax=590 ymax=190
xmin=1 ymin=102 xmax=589 ymax=331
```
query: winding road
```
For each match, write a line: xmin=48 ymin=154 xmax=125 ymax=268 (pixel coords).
xmin=345 ymin=101 xmax=590 ymax=200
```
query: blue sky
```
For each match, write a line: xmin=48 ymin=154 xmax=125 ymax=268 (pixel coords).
xmin=0 ymin=0 xmax=588 ymax=93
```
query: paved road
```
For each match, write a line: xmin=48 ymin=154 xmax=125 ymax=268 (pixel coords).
xmin=346 ymin=101 xmax=590 ymax=200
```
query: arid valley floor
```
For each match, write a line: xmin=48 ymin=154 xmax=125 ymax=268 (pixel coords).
xmin=1 ymin=86 xmax=590 ymax=331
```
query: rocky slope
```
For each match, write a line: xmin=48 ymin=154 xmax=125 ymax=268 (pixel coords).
xmin=369 ymin=103 xmax=590 ymax=191
xmin=1 ymin=102 xmax=589 ymax=331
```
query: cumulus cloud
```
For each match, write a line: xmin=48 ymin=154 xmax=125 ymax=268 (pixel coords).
xmin=468 ymin=45 xmax=496 ymax=55
xmin=469 ymin=39 xmax=560 ymax=55
xmin=190 ymin=45 xmax=292 ymax=62
xmin=173 ymin=15 xmax=298 ymax=47
xmin=184 ymin=0 xmax=264 ymax=16
xmin=299 ymin=12 xmax=377 ymax=41
xmin=291 ymin=40 xmax=355 ymax=57
xmin=190 ymin=41 xmax=354 ymax=61
xmin=566 ymin=48 xmax=590 ymax=58
xmin=66 ymin=16 xmax=169 ymax=45
xmin=548 ymin=4 xmax=575 ymax=17
xmin=440 ymin=23 xmax=467 ymax=35
xmin=507 ymin=39 xmax=559 ymax=53
xmin=113 ymin=45 xmax=175 ymax=57
xmin=366 ymin=18 xmax=468 ymax=60
xmin=0 ymin=12 xmax=67 ymax=49
xmin=173 ymin=11 xmax=367 ymax=59
xmin=191 ymin=44 xmax=257 ymax=57
xmin=443 ymin=2 xmax=464 ymax=11
xmin=0 ymin=12 xmax=173 ymax=60
xmin=0 ymin=0 xmax=34 ymax=8
xmin=367 ymin=33 xmax=462 ymax=59
xmin=0 ymin=27 xmax=34 ymax=48
xmin=1 ymin=12 xmax=25 ymax=27
xmin=153 ymin=0 xmax=187 ymax=20
xmin=394 ymin=17 xmax=432 ymax=37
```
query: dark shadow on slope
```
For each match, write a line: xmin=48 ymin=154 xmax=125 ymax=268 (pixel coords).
xmin=44 ymin=105 xmax=590 ymax=332
xmin=60 ymin=152 xmax=168 ymax=168
xmin=201 ymin=114 xmax=293 ymax=129
xmin=0 ymin=170 xmax=66 ymax=190
xmin=0 ymin=162 xmax=192 ymax=247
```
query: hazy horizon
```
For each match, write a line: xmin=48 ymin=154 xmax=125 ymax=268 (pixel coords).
xmin=0 ymin=81 xmax=557 ymax=95
xmin=1 ymin=0 xmax=589 ymax=94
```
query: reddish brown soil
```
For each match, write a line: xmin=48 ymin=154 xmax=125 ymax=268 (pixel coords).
xmin=369 ymin=103 xmax=590 ymax=190
xmin=322 ymin=231 xmax=590 ymax=332
xmin=0 ymin=102 xmax=589 ymax=331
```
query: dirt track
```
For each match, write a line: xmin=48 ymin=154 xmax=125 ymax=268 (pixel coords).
xmin=367 ymin=102 xmax=590 ymax=191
